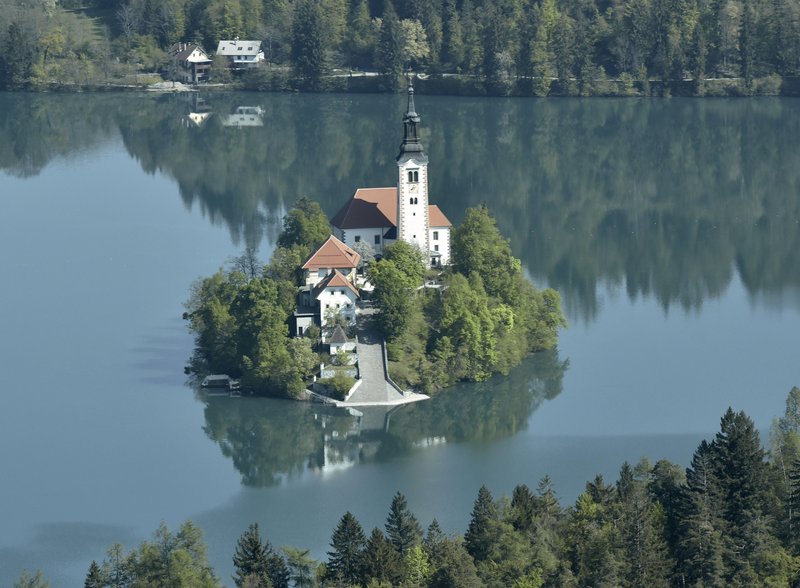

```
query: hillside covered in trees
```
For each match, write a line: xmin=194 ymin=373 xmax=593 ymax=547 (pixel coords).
xmin=1 ymin=0 xmax=799 ymax=94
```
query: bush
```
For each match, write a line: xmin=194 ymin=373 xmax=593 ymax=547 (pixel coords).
xmin=318 ymin=373 xmax=356 ymax=400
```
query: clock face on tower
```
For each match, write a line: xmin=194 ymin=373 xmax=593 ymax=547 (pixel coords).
xmin=409 ymin=183 xmax=418 ymax=193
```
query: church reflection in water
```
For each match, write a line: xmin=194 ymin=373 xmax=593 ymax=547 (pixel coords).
xmin=199 ymin=350 xmax=568 ymax=487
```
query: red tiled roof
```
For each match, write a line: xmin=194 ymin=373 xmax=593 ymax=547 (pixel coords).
xmin=302 ymin=235 xmax=361 ymax=270
xmin=331 ymin=187 xmax=452 ymax=230
xmin=313 ymin=270 xmax=360 ymax=298
xmin=331 ymin=188 xmax=397 ymax=229
xmin=428 ymin=204 xmax=452 ymax=227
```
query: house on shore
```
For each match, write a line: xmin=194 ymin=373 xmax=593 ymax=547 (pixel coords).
xmin=216 ymin=39 xmax=265 ymax=69
xmin=169 ymin=43 xmax=211 ymax=83
xmin=331 ymin=83 xmax=452 ymax=267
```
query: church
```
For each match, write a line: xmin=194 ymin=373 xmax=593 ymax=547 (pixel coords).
xmin=330 ymin=83 xmax=452 ymax=267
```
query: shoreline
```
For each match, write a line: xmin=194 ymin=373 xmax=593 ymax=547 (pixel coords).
xmin=7 ymin=73 xmax=799 ymax=98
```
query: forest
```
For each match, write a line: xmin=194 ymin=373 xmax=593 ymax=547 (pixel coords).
xmin=1 ymin=0 xmax=799 ymax=94
xmin=12 ymin=388 xmax=800 ymax=587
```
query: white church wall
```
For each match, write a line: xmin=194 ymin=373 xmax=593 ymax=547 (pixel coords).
xmin=429 ymin=226 xmax=451 ymax=266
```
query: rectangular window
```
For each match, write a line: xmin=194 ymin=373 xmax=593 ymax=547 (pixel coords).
xmin=433 ymin=231 xmax=439 ymax=240
xmin=434 ymin=245 xmax=439 ymax=252
xmin=374 ymin=235 xmax=380 ymax=245
xmin=354 ymin=235 xmax=361 ymax=243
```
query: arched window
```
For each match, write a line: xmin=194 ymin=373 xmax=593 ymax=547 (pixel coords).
xmin=409 ymin=197 xmax=414 ymax=205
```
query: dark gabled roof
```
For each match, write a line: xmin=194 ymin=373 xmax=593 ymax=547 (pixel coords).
xmin=170 ymin=43 xmax=210 ymax=62
xmin=329 ymin=325 xmax=349 ymax=344
xmin=331 ymin=188 xmax=397 ymax=229
xmin=331 ymin=187 xmax=451 ymax=231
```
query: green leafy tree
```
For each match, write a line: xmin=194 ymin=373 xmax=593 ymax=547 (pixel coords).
xmin=368 ymin=258 xmax=416 ymax=340
xmin=427 ymin=536 xmax=482 ymax=588
xmin=282 ymin=547 xmax=318 ymax=588
xmin=452 ymin=205 xmax=522 ymax=305
xmin=404 ymin=543 xmax=431 ymax=585
xmin=13 ymin=570 xmax=49 ymax=588
xmin=277 ymin=197 xmax=330 ymax=253
xmin=327 ymin=511 xmax=366 ymax=585
xmin=383 ymin=240 xmax=425 ymax=287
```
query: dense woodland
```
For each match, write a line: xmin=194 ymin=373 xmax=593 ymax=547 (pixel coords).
xmin=184 ymin=196 xmax=564 ymax=396
xmin=1 ymin=0 xmax=800 ymax=94
xmin=12 ymin=388 xmax=800 ymax=587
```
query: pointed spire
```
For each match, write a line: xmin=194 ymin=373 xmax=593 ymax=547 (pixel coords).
xmin=404 ymin=79 xmax=419 ymax=123
xmin=397 ymin=76 xmax=428 ymax=163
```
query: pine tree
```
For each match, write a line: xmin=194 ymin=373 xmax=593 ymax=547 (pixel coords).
xmin=291 ymin=0 xmax=329 ymax=91
xmin=327 ymin=511 xmax=366 ymax=585
xmin=739 ymin=1 xmax=756 ymax=93
xmin=385 ymin=491 xmax=423 ymax=554
xmin=375 ymin=1 xmax=405 ymax=92
xmin=464 ymin=485 xmax=500 ymax=562
xmin=424 ymin=518 xmax=447 ymax=563
xmin=677 ymin=440 xmax=726 ymax=585
xmin=616 ymin=462 xmax=672 ymax=588
xmin=509 ymin=484 xmax=536 ymax=532
xmin=84 ymin=561 xmax=105 ymax=588
xmin=362 ymin=527 xmax=403 ymax=585
xmin=1 ymin=23 xmax=34 ymax=90
xmin=441 ymin=0 xmax=464 ymax=68
xmin=233 ymin=523 xmax=289 ymax=588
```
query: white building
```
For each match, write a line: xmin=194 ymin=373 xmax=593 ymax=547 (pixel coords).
xmin=311 ymin=270 xmax=359 ymax=326
xmin=169 ymin=43 xmax=212 ymax=83
xmin=331 ymin=83 xmax=452 ymax=267
xmin=216 ymin=39 xmax=265 ymax=69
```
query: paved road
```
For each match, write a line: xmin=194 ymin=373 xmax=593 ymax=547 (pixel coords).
xmin=344 ymin=303 xmax=421 ymax=405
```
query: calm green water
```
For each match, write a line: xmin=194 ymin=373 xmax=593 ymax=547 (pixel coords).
xmin=1 ymin=92 xmax=798 ymax=586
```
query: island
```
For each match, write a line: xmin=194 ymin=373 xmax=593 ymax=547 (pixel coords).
xmin=184 ymin=85 xmax=566 ymax=400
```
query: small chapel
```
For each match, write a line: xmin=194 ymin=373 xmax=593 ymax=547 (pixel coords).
xmin=330 ymin=82 xmax=452 ymax=267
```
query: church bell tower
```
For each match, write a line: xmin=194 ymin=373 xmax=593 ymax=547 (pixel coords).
xmin=396 ymin=80 xmax=430 ymax=258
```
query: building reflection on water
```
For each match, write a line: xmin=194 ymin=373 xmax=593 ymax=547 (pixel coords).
xmin=199 ymin=350 xmax=568 ymax=487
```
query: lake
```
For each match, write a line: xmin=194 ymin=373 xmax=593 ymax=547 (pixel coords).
xmin=0 ymin=91 xmax=798 ymax=586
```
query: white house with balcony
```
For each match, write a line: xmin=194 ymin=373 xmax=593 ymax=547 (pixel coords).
xmin=216 ymin=39 xmax=265 ymax=69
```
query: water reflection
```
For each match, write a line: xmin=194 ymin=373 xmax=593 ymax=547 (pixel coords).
xmin=2 ymin=93 xmax=799 ymax=317
xmin=201 ymin=350 xmax=568 ymax=487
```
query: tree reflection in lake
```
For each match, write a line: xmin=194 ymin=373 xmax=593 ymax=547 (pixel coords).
xmin=200 ymin=350 xmax=568 ymax=486
xmin=2 ymin=93 xmax=799 ymax=318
